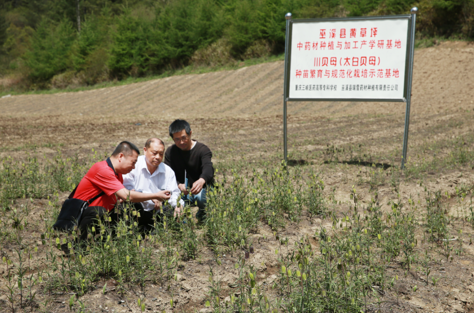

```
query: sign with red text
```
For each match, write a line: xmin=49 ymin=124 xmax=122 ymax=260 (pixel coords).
xmin=287 ymin=17 xmax=410 ymax=101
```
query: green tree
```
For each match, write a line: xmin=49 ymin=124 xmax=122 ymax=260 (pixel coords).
xmin=0 ymin=13 xmax=7 ymax=51
xmin=70 ymin=16 xmax=108 ymax=71
xmin=108 ymin=14 xmax=150 ymax=77
xmin=152 ymin=0 xmax=224 ymax=66
xmin=3 ymin=23 xmax=34 ymax=59
xmin=225 ymin=0 xmax=261 ymax=55
xmin=24 ymin=19 xmax=76 ymax=82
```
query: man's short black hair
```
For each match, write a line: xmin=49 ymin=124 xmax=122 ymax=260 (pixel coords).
xmin=111 ymin=141 xmax=140 ymax=157
xmin=169 ymin=119 xmax=191 ymax=138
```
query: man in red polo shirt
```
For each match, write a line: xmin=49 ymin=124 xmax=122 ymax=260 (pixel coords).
xmin=74 ymin=141 xmax=171 ymax=242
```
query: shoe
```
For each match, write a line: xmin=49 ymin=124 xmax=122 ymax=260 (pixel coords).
xmin=60 ymin=243 xmax=72 ymax=256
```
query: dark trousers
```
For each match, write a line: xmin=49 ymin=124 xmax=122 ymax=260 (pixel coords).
xmin=78 ymin=206 xmax=117 ymax=242
xmin=118 ymin=202 xmax=174 ymax=233
xmin=78 ymin=203 xmax=175 ymax=243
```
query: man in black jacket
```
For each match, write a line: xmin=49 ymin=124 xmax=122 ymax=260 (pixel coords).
xmin=164 ymin=119 xmax=214 ymax=222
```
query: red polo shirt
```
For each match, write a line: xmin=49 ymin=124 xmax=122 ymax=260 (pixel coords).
xmin=74 ymin=159 xmax=124 ymax=212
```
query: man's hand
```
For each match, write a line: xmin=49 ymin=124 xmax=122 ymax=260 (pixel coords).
xmin=178 ymin=183 xmax=189 ymax=196
xmin=174 ymin=206 xmax=183 ymax=218
xmin=156 ymin=190 xmax=171 ymax=202
xmin=190 ymin=178 xmax=206 ymax=195
xmin=152 ymin=199 xmax=162 ymax=210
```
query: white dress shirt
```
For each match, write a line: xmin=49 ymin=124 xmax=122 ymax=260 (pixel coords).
xmin=123 ymin=155 xmax=183 ymax=211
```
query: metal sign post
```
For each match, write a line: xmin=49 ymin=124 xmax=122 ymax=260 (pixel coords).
xmin=401 ymin=7 xmax=418 ymax=169
xmin=282 ymin=9 xmax=417 ymax=168
xmin=283 ymin=12 xmax=292 ymax=163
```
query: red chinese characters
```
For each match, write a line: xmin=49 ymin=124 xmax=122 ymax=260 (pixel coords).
xmin=371 ymin=27 xmax=378 ymax=37
xmin=393 ymin=69 xmax=399 ymax=78
xmin=296 ymin=39 xmax=401 ymax=51
xmin=295 ymin=67 xmax=400 ymax=79
xmin=340 ymin=28 xmax=346 ymax=39
xmin=350 ymin=28 xmax=356 ymax=38
xmin=369 ymin=56 xmax=376 ymax=66
xmin=320 ymin=29 xmax=326 ymax=39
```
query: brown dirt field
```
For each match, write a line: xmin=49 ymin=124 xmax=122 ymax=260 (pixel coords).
xmin=1 ymin=41 xmax=474 ymax=313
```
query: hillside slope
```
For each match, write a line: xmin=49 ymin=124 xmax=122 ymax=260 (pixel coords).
xmin=0 ymin=41 xmax=473 ymax=119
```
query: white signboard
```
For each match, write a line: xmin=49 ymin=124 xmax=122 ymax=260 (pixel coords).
xmin=288 ymin=17 xmax=409 ymax=101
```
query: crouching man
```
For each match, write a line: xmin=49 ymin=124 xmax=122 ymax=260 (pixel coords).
xmin=73 ymin=141 xmax=171 ymax=242
xmin=164 ymin=119 xmax=214 ymax=222
xmin=123 ymin=138 xmax=183 ymax=232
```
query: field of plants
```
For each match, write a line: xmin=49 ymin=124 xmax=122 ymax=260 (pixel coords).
xmin=1 ymin=84 xmax=474 ymax=313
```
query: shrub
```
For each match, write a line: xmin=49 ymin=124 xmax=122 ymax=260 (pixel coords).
xmin=190 ymin=38 xmax=236 ymax=67
xmin=51 ymin=70 xmax=79 ymax=89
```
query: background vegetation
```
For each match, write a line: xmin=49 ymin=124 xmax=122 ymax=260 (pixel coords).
xmin=0 ymin=0 xmax=473 ymax=91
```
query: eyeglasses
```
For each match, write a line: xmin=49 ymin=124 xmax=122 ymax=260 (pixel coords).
xmin=173 ymin=135 xmax=189 ymax=143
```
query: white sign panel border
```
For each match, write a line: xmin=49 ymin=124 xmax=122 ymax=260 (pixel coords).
xmin=284 ymin=15 xmax=414 ymax=103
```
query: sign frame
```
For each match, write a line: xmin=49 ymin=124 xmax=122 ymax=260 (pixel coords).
xmin=282 ymin=8 xmax=417 ymax=168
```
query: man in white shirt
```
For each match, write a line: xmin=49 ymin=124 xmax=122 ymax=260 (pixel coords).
xmin=123 ymin=138 xmax=183 ymax=232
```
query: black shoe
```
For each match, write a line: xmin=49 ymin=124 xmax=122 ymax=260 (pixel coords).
xmin=60 ymin=243 xmax=72 ymax=256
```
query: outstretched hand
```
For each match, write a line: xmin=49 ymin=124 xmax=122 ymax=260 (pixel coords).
xmin=174 ymin=206 xmax=183 ymax=218
xmin=152 ymin=199 xmax=162 ymax=210
xmin=156 ymin=190 xmax=171 ymax=201
xmin=190 ymin=178 xmax=205 ymax=195
xmin=178 ymin=183 xmax=189 ymax=196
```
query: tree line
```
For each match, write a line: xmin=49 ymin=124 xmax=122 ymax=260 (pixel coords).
xmin=0 ymin=0 xmax=473 ymax=90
